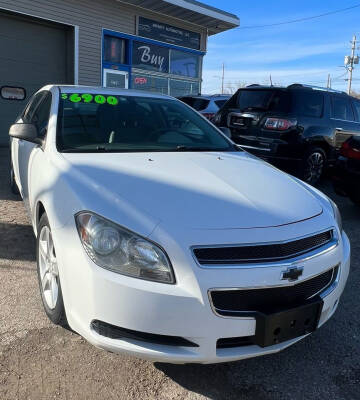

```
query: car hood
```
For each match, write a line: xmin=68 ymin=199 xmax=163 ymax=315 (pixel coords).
xmin=61 ymin=151 xmax=322 ymax=230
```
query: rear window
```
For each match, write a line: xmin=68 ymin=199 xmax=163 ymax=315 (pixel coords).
xmin=179 ymin=97 xmax=210 ymax=111
xmin=236 ymin=89 xmax=290 ymax=113
xmin=214 ymin=100 xmax=228 ymax=109
xmin=291 ymin=90 xmax=324 ymax=118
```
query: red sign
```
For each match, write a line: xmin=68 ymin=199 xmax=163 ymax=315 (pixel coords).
xmin=134 ymin=77 xmax=147 ymax=85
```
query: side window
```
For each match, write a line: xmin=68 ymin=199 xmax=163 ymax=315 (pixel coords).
xmin=291 ymin=91 xmax=324 ymax=117
xmin=22 ymin=92 xmax=45 ymax=123
xmin=351 ymin=99 xmax=360 ymax=122
xmin=31 ymin=93 xmax=52 ymax=137
xmin=331 ymin=96 xmax=354 ymax=121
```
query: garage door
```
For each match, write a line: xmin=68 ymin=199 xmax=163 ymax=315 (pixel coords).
xmin=0 ymin=12 xmax=74 ymax=146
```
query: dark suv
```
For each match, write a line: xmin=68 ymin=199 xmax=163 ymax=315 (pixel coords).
xmin=213 ymin=84 xmax=360 ymax=184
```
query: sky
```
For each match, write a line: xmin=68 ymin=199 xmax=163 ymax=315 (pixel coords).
xmin=202 ymin=0 xmax=360 ymax=94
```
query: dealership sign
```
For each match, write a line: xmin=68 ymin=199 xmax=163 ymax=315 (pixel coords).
xmin=132 ymin=41 xmax=169 ymax=73
xmin=138 ymin=17 xmax=200 ymax=50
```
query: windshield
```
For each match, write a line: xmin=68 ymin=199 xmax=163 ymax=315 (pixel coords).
xmin=237 ymin=89 xmax=290 ymax=113
xmin=57 ymin=93 xmax=234 ymax=153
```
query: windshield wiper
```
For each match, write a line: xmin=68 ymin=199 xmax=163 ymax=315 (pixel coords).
xmin=175 ymin=145 xmax=226 ymax=152
xmin=61 ymin=146 xmax=112 ymax=153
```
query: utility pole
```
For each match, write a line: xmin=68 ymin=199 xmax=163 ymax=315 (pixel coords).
xmin=221 ymin=63 xmax=225 ymax=94
xmin=327 ymin=73 xmax=331 ymax=89
xmin=269 ymin=74 xmax=273 ymax=86
xmin=346 ymin=35 xmax=358 ymax=95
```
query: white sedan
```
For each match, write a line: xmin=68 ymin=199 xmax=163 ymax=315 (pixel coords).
xmin=9 ymin=85 xmax=350 ymax=364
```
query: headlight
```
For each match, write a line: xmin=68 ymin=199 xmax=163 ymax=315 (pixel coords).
xmin=329 ymin=199 xmax=343 ymax=232
xmin=75 ymin=212 xmax=175 ymax=284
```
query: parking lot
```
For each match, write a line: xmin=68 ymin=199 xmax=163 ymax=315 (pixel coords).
xmin=0 ymin=147 xmax=359 ymax=400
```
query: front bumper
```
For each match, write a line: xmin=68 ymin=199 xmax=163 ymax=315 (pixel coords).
xmin=53 ymin=221 xmax=350 ymax=364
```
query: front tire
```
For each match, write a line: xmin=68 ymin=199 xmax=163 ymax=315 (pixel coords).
xmin=301 ymin=147 xmax=326 ymax=185
xmin=36 ymin=214 xmax=67 ymax=326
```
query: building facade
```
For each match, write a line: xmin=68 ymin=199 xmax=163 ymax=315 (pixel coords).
xmin=0 ymin=0 xmax=239 ymax=145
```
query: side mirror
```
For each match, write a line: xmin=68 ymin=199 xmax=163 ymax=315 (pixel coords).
xmin=9 ymin=123 xmax=42 ymax=145
xmin=219 ymin=127 xmax=232 ymax=139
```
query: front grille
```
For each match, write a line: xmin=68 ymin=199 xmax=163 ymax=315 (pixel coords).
xmin=217 ymin=336 xmax=255 ymax=349
xmin=211 ymin=266 xmax=338 ymax=316
xmin=91 ymin=320 xmax=198 ymax=347
xmin=193 ymin=230 xmax=333 ymax=265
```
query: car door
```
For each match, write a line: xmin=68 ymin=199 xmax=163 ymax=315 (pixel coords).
xmin=11 ymin=92 xmax=46 ymax=195
xmin=18 ymin=91 xmax=52 ymax=210
xmin=330 ymin=95 xmax=358 ymax=150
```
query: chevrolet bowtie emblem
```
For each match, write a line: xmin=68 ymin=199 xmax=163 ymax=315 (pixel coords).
xmin=281 ymin=266 xmax=303 ymax=282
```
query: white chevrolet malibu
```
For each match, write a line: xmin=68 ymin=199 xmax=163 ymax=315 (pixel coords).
xmin=9 ymin=85 xmax=350 ymax=364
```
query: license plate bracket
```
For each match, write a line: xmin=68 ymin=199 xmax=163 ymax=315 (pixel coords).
xmin=254 ymin=298 xmax=323 ymax=348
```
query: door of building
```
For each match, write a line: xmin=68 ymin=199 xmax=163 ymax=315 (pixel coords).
xmin=103 ymin=69 xmax=129 ymax=89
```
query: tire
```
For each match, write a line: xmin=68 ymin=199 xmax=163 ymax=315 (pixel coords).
xmin=9 ymin=161 xmax=20 ymax=195
xmin=349 ymin=193 xmax=360 ymax=206
xmin=36 ymin=213 xmax=67 ymax=326
xmin=300 ymin=147 xmax=327 ymax=185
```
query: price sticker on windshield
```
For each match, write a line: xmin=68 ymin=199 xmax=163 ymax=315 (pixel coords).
xmin=61 ymin=93 xmax=119 ymax=106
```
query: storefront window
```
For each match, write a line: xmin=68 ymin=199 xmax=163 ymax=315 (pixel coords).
xmin=104 ymin=36 xmax=126 ymax=64
xmin=170 ymin=50 xmax=200 ymax=78
xmin=132 ymin=73 xmax=168 ymax=94
xmin=169 ymin=79 xmax=200 ymax=97
xmin=132 ymin=41 xmax=169 ymax=73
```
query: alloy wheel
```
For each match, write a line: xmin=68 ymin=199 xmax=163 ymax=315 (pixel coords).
xmin=38 ymin=226 xmax=59 ymax=310
xmin=304 ymin=152 xmax=324 ymax=184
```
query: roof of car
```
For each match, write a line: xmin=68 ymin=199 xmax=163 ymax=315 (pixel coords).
xmin=240 ymin=84 xmax=347 ymax=95
xmin=179 ymin=94 xmax=231 ymax=99
xmin=50 ymin=85 xmax=176 ymax=100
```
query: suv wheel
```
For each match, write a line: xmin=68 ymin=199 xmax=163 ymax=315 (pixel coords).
xmin=349 ymin=193 xmax=360 ymax=206
xmin=37 ymin=213 xmax=67 ymax=326
xmin=301 ymin=147 xmax=326 ymax=185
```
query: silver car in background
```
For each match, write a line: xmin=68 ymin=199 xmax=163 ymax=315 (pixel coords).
xmin=178 ymin=94 xmax=230 ymax=121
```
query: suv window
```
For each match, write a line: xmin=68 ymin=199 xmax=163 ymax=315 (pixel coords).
xmin=236 ymin=89 xmax=290 ymax=113
xmin=291 ymin=91 xmax=323 ymax=117
xmin=351 ymin=99 xmax=360 ymax=122
xmin=31 ymin=92 xmax=52 ymax=137
xmin=331 ymin=96 xmax=354 ymax=121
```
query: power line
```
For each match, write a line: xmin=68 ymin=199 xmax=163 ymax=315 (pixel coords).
xmin=237 ymin=4 xmax=360 ymax=29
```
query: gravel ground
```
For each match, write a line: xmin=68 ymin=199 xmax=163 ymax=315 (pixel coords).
xmin=0 ymin=147 xmax=359 ymax=400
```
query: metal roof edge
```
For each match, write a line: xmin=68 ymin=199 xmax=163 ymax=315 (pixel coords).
xmin=162 ymin=0 xmax=240 ymax=26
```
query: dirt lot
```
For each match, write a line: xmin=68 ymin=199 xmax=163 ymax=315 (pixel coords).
xmin=0 ymin=148 xmax=359 ymax=400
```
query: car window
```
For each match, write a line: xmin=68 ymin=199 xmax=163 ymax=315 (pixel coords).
xmin=178 ymin=97 xmax=210 ymax=111
xmin=351 ymin=99 xmax=360 ymax=122
xmin=23 ymin=92 xmax=46 ymax=123
xmin=236 ymin=89 xmax=290 ymax=113
xmin=291 ymin=91 xmax=324 ymax=117
xmin=214 ymin=100 xmax=228 ymax=109
xmin=31 ymin=92 xmax=52 ymax=137
xmin=331 ymin=96 xmax=354 ymax=121
xmin=57 ymin=93 xmax=235 ymax=153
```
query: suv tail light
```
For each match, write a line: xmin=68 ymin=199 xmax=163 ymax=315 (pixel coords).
xmin=340 ymin=140 xmax=360 ymax=160
xmin=264 ymin=118 xmax=297 ymax=131
xmin=202 ymin=112 xmax=215 ymax=120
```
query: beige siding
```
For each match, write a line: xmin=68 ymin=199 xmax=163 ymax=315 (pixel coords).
xmin=0 ymin=0 xmax=207 ymax=86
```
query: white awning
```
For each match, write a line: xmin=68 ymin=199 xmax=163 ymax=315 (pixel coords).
xmin=117 ymin=0 xmax=240 ymax=34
